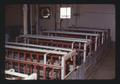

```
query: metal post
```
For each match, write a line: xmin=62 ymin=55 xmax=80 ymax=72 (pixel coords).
xmin=43 ymin=53 xmax=48 ymax=80
xmin=18 ymin=63 xmax=20 ymax=73
xmin=95 ymin=36 xmax=98 ymax=51
xmin=102 ymin=32 xmax=104 ymax=44
xmin=44 ymin=53 xmax=48 ymax=65
xmin=30 ymin=5 xmax=33 ymax=34
xmin=30 ymin=53 xmax=32 ymax=62
xmin=23 ymin=4 xmax=28 ymax=35
xmin=55 ymin=5 xmax=57 ymax=30
xmin=79 ymin=43 xmax=81 ymax=49
xmin=36 ymin=4 xmax=39 ymax=35
xmin=89 ymin=36 xmax=92 ymax=55
xmin=83 ymin=43 xmax=87 ymax=63
xmin=71 ymin=42 xmax=75 ymax=49
xmin=61 ymin=56 xmax=65 ymax=80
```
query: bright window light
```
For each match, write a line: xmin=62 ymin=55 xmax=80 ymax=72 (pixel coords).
xmin=60 ymin=7 xmax=71 ymax=19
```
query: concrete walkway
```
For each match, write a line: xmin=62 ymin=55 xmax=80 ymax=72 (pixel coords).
xmin=90 ymin=43 xmax=115 ymax=79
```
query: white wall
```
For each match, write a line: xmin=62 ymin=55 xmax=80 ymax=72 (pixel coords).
xmin=56 ymin=4 xmax=115 ymax=42
xmin=34 ymin=4 xmax=115 ymax=42
xmin=5 ymin=4 xmax=115 ymax=41
xmin=78 ymin=4 xmax=115 ymax=42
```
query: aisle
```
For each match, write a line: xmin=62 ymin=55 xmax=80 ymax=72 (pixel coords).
xmin=90 ymin=43 xmax=115 ymax=79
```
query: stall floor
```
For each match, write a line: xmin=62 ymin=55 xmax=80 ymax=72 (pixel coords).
xmin=89 ymin=42 xmax=115 ymax=80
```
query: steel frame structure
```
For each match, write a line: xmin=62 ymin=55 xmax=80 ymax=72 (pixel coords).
xmin=5 ymin=4 xmax=111 ymax=80
xmin=42 ymin=30 xmax=100 ymax=51
xmin=5 ymin=34 xmax=92 ymax=80
xmin=5 ymin=42 xmax=77 ymax=80
xmin=5 ymin=43 xmax=76 ymax=79
xmin=15 ymin=35 xmax=92 ymax=63
xmin=64 ymin=27 xmax=111 ymax=45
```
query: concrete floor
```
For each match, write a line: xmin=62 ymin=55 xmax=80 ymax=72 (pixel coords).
xmin=90 ymin=42 xmax=115 ymax=79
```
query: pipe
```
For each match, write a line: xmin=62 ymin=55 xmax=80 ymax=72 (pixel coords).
xmin=6 ymin=42 xmax=72 ymax=52
xmin=19 ymin=34 xmax=90 ymax=43
xmin=23 ymin=4 xmax=28 ymax=35
xmin=5 ymin=45 xmax=68 ymax=55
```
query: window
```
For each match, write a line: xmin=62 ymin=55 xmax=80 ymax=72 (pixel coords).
xmin=60 ymin=7 xmax=71 ymax=19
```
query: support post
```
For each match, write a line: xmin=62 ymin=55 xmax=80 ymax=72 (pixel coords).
xmin=30 ymin=4 xmax=33 ymax=34
xmin=44 ymin=53 xmax=48 ymax=65
xmin=71 ymin=42 xmax=75 ymax=49
xmin=23 ymin=4 xmax=28 ymax=35
xmin=95 ymin=36 xmax=98 ymax=51
xmin=61 ymin=56 xmax=65 ymax=80
xmin=36 ymin=4 xmax=39 ymax=35
xmin=102 ymin=32 xmax=104 ymax=44
xmin=83 ymin=43 xmax=87 ymax=63
xmin=43 ymin=53 xmax=48 ymax=79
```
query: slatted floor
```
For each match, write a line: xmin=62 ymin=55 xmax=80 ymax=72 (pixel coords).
xmin=90 ymin=42 xmax=115 ymax=79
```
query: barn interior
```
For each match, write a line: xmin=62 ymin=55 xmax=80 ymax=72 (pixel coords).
xmin=5 ymin=4 xmax=115 ymax=80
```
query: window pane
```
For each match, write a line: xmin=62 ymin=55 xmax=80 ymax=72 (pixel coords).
xmin=66 ymin=7 xmax=71 ymax=18
xmin=60 ymin=7 xmax=71 ymax=19
xmin=60 ymin=7 xmax=67 ymax=16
